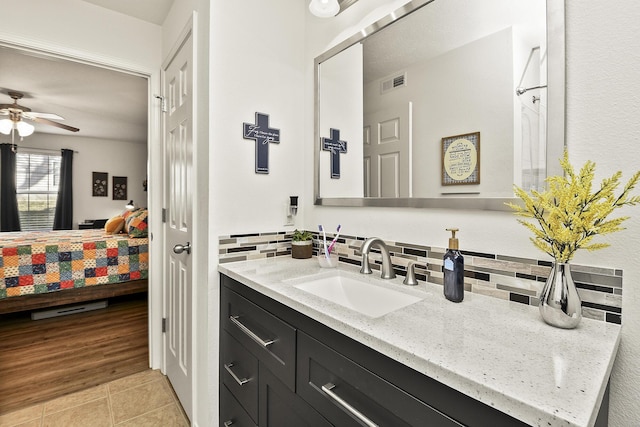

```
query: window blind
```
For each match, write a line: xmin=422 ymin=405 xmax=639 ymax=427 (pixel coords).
xmin=16 ymin=151 xmax=61 ymax=231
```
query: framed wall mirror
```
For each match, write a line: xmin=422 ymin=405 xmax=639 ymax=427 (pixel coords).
xmin=314 ymin=0 xmax=565 ymax=210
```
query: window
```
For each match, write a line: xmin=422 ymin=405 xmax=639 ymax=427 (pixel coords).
xmin=16 ymin=151 xmax=61 ymax=231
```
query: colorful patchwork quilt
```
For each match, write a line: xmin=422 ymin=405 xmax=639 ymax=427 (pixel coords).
xmin=0 ymin=229 xmax=149 ymax=299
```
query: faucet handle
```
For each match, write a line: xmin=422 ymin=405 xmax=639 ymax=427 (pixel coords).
xmin=403 ymin=261 xmax=419 ymax=286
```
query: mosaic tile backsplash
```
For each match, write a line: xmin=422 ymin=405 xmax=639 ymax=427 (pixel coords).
xmin=219 ymin=230 xmax=623 ymax=324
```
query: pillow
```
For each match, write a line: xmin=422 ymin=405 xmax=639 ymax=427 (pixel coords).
xmin=121 ymin=208 xmax=138 ymax=223
xmin=126 ymin=208 xmax=148 ymax=238
xmin=104 ymin=215 xmax=125 ymax=234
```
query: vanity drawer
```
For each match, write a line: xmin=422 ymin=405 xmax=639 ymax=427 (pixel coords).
xmin=222 ymin=287 xmax=296 ymax=391
xmin=297 ymin=332 xmax=463 ymax=427
xmin=259 ymin=363 xmax=332 ymax=427
xmin=221 ymin=330 xmax=259 ymax=423
xmin=220 ymin=384 xmax=258 ymax=427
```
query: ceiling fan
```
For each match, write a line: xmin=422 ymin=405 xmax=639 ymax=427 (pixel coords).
xmin=0 ymin=91 xmax=80 ymax=136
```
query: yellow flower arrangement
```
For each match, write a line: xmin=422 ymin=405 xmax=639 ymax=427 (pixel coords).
xmin=507 ymin=151 xmax=640 ymax=263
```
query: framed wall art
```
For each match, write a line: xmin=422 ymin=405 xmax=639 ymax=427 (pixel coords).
xmin=441 ymin=132 xmax=480 ymax=186
xmin=92 ymin=172 xmax=108 ymax=197
xmin=113 ymin=176 xmax=128 ymax=200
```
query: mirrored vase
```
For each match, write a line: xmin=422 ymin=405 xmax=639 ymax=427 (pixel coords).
xmin=539 ymin=262 xmax=582 ymax=329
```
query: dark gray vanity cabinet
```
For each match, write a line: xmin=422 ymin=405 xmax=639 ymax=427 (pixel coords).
xmin=220 ymin=274 xmax=529 ymax=427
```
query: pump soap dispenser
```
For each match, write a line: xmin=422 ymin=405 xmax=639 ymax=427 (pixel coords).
xmin=443 ymin=228 xmax=464 ymax=302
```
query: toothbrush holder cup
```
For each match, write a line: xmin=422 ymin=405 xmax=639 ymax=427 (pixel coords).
xmin=318 ymin=248 xmax=338 ymax=268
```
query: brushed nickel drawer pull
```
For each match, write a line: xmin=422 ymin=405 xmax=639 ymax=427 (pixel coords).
xmin=229 ymin=315 xmax=275 ymax=347
xmin=321 ymin=383 xmax=379 ymax=427
xmin=224 ymin=363 xmax=251 ymax=386
xmin=224 ymin=363 xmax=251 ymax=385
xmin=223 ymin=421 xmax=233 ymax=427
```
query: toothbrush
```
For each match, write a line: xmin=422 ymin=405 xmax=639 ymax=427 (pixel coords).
xmin=319 ymin=225 xmax=329 ymax=260
xmin=327 ymin=224 xmax=342 ymax=254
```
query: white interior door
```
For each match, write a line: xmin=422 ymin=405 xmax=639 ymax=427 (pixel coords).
xmin=163 ymin=30 xmax=194 ymax=421
xmin=363 ymin=102 xmax=412 ymax=197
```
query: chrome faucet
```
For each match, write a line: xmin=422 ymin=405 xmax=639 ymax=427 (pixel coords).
xmin=360 ymin=237 xmax=396 ymax=279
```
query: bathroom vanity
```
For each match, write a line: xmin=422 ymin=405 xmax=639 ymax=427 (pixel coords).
xmin=219 ymin=258 xmax=619 ymax=426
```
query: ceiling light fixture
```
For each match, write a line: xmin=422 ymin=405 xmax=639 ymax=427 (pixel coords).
xmin=0 ymin=119 xmax=12 ymax=135
xmin=16 ymin=120 xmax=35 ymax=137
xmin=0 ymin=116 xmax=35 ymax=137
xmin=309 ymin=0 xmax=340 ymax=18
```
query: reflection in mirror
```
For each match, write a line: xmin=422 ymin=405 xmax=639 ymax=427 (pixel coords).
xmin=314 ymin=0 xmax=565 ymax=210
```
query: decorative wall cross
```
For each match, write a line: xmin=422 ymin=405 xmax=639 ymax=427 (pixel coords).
xmin=322 ymin=128 xmax=347 ymax=179
xmin=242 ymin=112 xmax=280 ymax=174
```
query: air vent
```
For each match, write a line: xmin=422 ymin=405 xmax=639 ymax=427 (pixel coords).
xmin=380 ymin=72 xmax=407 ymax=94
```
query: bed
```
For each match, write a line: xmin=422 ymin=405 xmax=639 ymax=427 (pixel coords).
xmin=0 ymin=229 xmax=148 ymax=315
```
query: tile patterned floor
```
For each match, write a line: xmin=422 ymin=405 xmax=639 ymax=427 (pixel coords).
xmin=0 ymin=369 xmax=189 ymax=427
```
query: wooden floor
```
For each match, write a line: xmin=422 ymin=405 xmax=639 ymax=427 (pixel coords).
xmin=0 ymin=293 xmax=149 ymax=415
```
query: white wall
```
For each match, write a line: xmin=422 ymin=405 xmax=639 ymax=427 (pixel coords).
xmin=304 ymin=0 xmax=640 ymax=425
xmin=206 ymin=1 xmax=306 ymax=425
xmin=565 ymin=1 xmax=640 ymax=424
xmin=19 ymin=134 xmax=147 ymax=225
xmin=0 ymin=0 xmax=159 ymax=73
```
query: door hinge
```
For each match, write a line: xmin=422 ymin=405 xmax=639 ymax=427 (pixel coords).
xmin=154 ymin=94 xmax=167 ymax=113
xmin=162 ymin=318 xmax=167 ymax=333
xmin=162 ymin=208 xmax=167 ymax=223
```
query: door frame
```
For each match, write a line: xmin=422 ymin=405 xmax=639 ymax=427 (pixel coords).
xmin=0 ymin=36 xmax=165 ymax=370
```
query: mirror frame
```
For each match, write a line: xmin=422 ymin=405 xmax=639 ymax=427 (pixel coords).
xmin=314 ymin=0 xmax=565 ymax=211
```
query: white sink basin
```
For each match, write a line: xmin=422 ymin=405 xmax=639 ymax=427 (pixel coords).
xmin=293 ymin=271 xmax=423 ymax=318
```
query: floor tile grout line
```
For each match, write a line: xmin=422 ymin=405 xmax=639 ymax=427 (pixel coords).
xmin=39 ymin=387 xmax=107 ymax=417
xmin=109 ymin=377 xmax=176 ymax=425
xmin=112 ymin=402 xmax=178 ymax=426
xmin=107 ymin=382 xmax=116 ymax=427
xmin=109 ymin=376 xmax=166 ymax=400
xmin=107 ymin=372 xmax=165 ymax=397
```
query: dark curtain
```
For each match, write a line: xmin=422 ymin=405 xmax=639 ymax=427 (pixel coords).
xmin=0 ymin=143 xmax=21 ymax=232
xmin=53 ymin=149 xmax=73 ymax=230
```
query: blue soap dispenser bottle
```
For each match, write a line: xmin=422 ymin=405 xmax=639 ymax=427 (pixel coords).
xmin=443 ymin=228 xmax=464 ymax=302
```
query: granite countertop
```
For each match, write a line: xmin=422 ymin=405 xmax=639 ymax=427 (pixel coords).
xmin=219 ymin=257 xmax=621 ymax=427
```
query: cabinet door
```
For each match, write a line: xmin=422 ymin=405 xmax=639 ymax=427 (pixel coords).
xmin=259 ymin=366 xmax=332 ymax=427
xmin=221 ymin=330 xmax=259 ymax=423
xmin=297 ymin=332 xmax=463 ymax=427
xmin=222 ymin=287 xmax=297 ymax=391
xmin=220 ymin=384 xmax=258 ymax=427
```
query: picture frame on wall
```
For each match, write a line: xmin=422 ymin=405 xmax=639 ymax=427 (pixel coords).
xmin=441 ymin=132 xmax=480 ymax=186
xmin=113 ymin=176 xmax=127 ymax=200
xmin=92 ymin=172 xmax=108 ymax=197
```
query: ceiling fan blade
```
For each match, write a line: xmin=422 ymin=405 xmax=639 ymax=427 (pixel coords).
xmin=31 ymin=117 xmax=79 ymax=132
xmin=23 ymin=112 xmax=65 ymax=121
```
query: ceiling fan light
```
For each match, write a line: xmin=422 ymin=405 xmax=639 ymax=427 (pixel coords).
xmin=309 ymin=0 xmax=340 ymax=18
xmin=16 ymin=120 xmax=35 ymax=137
xmin=0 ymin=119 xmax=12 ymax=135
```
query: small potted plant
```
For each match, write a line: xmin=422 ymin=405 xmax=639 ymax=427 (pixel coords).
xmin=291 ymin=229 xmax=313 ymax=259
